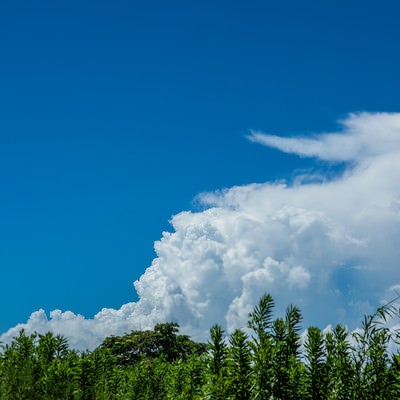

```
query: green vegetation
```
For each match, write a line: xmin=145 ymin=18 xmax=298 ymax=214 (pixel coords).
xmin=1 ymin=294 xmax=399 ymax=399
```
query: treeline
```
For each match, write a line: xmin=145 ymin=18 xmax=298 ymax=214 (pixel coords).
xmin=1 ymin=294 xmax=400 ymax=399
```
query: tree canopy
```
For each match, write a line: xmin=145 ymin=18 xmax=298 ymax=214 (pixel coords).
xmin=0 ymin=294 xmax=399 ymax=399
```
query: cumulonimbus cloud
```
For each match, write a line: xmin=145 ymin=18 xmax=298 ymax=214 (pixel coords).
xmin=2 ymin=112 xmax=400 ymax=350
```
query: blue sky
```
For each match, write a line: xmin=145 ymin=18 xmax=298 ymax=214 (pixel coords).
xmin=1 ymin=0 xmax=400 ymax=346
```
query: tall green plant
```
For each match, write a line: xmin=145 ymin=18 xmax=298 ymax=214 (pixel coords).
xmin=228 ymin=329 xmax=252 ymax=400
xmin=324 ymin=324 xmax=355 ymax=400
xmin=352 ymin=303 xmax=395 ymax=400
xmin=272 ymin=305 xmax=304 ymax=400
xmin=304 ymin=326 xmax=327 ymax=400
xmin=247 ymin=294 xmax=275 ymax=400
xmin=0 ymin=330 xmax=38 ymax=400
xmin=206 ymin=324 xmax=228 ymax=400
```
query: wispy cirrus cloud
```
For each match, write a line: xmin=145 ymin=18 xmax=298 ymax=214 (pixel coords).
xmin=2 ymin=112 xmax=400 ymax=350
xmin=248 ymin=112 xmax=400 ymax=162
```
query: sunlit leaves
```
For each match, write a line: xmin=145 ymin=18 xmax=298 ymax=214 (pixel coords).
xmin=0 ymin=295 xmax=399 ymax=399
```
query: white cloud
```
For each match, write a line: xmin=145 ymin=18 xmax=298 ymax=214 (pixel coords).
xmin=248 ymin=112 xmax=400 ymax=162
xmin=2 ymin=112 xmax=400 ymax=350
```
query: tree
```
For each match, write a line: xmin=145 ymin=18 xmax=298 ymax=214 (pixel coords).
xmin=0 ymin=294 xmax=399 ymax=399
xmin=35 ymin=332 xmax=75 ymax=399
xmin=304 ymin=326 xmax=327 ymax=400
xmin=206 ymin=324 xmax=229 ymax=400
xmin=325 ymin=324 xmax=355 ymax=400
xmin=166 ymin=353 xmax=206 ymax=400
xmin=271 ymin=305 xmax=304 ymax=400
xmin=100 ymin=322 xmax=206 ymax=366
xmin=228 ymin=329 xmax=252 ymax=400
xmin=352 ymin=304 xmax=394 ymax=400
xmin=0 ymin=330 xmax=38 ymax=400
xmin=247 ymin=294 xmax=275 ymax=400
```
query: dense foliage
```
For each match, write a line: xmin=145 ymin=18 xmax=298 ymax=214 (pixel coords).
xmin=1 ymin=294 xmax=400 ymax=399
